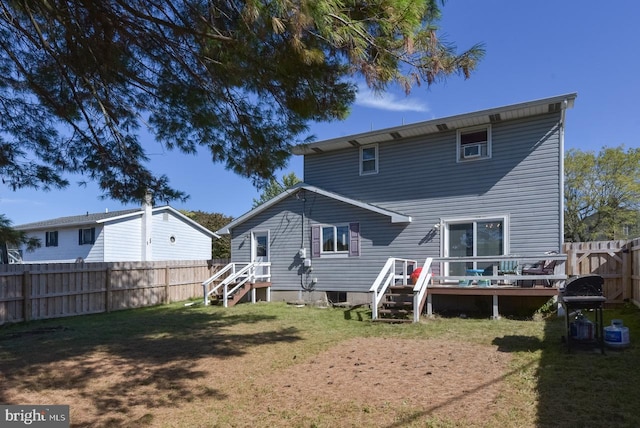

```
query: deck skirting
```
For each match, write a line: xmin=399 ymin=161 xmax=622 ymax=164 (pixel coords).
xmin=426 ymin=286 xmax=558 ymax=319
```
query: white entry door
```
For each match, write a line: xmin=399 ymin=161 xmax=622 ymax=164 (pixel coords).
xmin=252 ymin=231 xmax=269 ymax=279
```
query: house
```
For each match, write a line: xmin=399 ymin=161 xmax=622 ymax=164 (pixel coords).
xmin=12 ymin=198 xmax=217 ymax=263
xmin=213 ymin=94 xmax=576 ymax=318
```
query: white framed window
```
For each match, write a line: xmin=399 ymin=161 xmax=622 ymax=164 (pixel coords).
xmin=360 ymin=144 xmax=378 ymax=175
xmin=322 ymin=224 xmax=350 ymax=254
xmin=457 ymin=125 xmax=491 ymax=162
xmin=312 ymin=223 xmax=360 ymax=258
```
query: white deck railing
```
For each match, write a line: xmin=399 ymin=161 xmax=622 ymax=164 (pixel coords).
xmin=202 ymin=262 xmax=271 ymax=307
xmin=371 ymin=254 xmax=567 ymax=322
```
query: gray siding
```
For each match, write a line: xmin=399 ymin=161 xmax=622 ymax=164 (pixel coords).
xmin=231 ymin=193 xmax=412 ymax=292
xmin=304 ymin=113 xmax=563 ymax=256
xmin=230 ymin=112 xmax=564 ymax=294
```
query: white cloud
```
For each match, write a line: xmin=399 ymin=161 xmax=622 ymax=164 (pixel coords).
xmin=355 ymin=85 xmax=429 ymax=113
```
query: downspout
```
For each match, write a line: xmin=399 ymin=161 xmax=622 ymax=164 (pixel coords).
xmin=559 ymin=99 xmax=568 ymax=250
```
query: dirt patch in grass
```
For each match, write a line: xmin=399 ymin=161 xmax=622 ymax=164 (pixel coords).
xmin=253 ymin=337 xmax=511 ymax=426
xmin=1 ymin=335 xmax=511 ymax=427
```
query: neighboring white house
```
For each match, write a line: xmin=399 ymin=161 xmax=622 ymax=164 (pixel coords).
xmin=13 ymin=200 xmax=217 ymax=263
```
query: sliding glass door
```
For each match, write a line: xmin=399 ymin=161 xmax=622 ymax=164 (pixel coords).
xmin=445 ymin=218 xmax=505 ymax=277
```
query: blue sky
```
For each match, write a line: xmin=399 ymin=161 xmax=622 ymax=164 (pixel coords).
xmin=2 ymin=1 xmax=639 ymax=225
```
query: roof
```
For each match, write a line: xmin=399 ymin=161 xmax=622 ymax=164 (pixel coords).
xmin=14 ymin=208 xmax=141 ymax=230
xmin=292 ymin=93 xmax=577 ymax=155
xmin=15 ymin=205 xmax=218 ymax=238
xmin=216 ymin=183 xmax=412 ymax=234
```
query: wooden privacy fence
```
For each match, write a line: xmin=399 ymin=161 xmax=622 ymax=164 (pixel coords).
xmin=563 ymin=238 xmax=640 ymax=307
xmin=0 ymin=259 xmax=229 ymax=325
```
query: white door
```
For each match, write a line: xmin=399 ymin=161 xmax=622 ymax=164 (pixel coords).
xmin=252 ymin=231 xmax=269 ymax=279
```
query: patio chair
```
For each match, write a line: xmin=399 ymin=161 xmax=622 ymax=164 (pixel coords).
xmin=521 ymin=251 xmax=558 ymax=287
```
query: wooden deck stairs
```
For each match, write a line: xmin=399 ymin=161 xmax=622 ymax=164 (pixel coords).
xmin=208 ymin=281 xmax=252 ymax=307
xmin=208 ymin=281 xmax=271 ymax=307
xmin=376 ymin=284 xmax=415 ymax=323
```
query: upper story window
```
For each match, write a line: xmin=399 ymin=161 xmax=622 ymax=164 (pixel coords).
xmin=45 ymin=231 xmax=58 ymax=247
xmin=78 ymin=227 xmax=96 ymax=245
xmin=360 ymin=144 xmax=378 ymax=175
xmin=457 ymin=125 xmax=491 ymax=162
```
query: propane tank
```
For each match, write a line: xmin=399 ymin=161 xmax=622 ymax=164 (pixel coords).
xmin=604 ymin=319 xmax=630 ymax=348
xmin=570 ymin=312 xmax=594 ymax=341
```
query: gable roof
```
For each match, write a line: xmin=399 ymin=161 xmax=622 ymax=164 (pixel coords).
xmin=216 ymin=183 xmax=412 ymax=235
xmin=15 ymin=205 xmax=218 ymax=238
xmin=292 ymin=93 xmax=577 ymax=155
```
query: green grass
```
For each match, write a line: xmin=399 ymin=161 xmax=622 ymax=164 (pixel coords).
xmin=1 ymin=300 xmax=639 ymax=427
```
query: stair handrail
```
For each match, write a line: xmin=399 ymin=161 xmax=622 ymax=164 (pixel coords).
xmin=223 ymin=263 xmax=256 ymax=306
xmin=203 ymin=262 xmax=255 ymax=305
xmin=369 ymin=257 xmax=417 ymax=320
xmin=412 ymin=257 xmax=433 ymax=323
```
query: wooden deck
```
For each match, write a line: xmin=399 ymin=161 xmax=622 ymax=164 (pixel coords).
xmin=425 ymin=284 xmax=559 ymax=319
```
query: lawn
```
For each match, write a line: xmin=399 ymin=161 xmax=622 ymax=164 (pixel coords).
xmin=0 ymin=300 xmax=638 ymax=427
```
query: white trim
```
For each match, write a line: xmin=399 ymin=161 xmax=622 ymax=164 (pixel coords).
xmin=359 ymin=144 xmax=379 ymax=175
xmin=216 ymin=183 xmax=411 ymax=234
xmin=441 ymin=214 xmax=510 ymax=276
xmin=456 ymin=124 xmax=492 ymax=163
xmin=251 ymin=230 xmax=270 ymax=264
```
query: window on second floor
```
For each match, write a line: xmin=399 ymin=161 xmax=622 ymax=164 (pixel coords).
xmin=360 ymin=144 xmax=378 ymax=175
xmin=457 ymin=125 xmax=491 ymax=162
xmin=45 ymin=231 xmax=58 ymax=247
xmin=78 ymin=227 xmax=96 ymax=245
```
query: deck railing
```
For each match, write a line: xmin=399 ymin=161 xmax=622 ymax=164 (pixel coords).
xmin=202 ymin=261 xmax=271 ymax=307
xmin=370 ymin=254 xmax=567 ymax=322
xmin=427 ymin=254 xmax=567 ymax=287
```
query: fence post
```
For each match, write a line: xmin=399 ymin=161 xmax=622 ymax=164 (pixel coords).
xmin=105 ymin=267 xmax=112 ymax=313
xmin=165 ymin=265 xmax=171 ymax=304
xmin=622 ymin=241 xmax=632 ymax=301
xmin=22 ymin=271 xmax=31 ymax=322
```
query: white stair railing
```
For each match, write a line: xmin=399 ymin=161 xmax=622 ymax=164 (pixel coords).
xmin=369 ymin=258 xmax=417 ymax=320
xmin=202 ymin=262 xmax=271 ymax=307
xmin=412 ymin=258 xmax=433 ymax=323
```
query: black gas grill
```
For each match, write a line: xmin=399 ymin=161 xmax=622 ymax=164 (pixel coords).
xmin=560 ymin=275 xmax=606 ymax=353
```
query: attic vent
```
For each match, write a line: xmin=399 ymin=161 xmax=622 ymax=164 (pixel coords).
xmin=489 ymin=113 xmax=501 ymax=123
xmin=548 ymin=102 xmax=561 ymax=113
xmin=436 ymin=123 xmax=449 ymax=131
xmin=390 ymin=131 xmax=402 ymax=139
xmin=348 ymin=139 xmax=360 ymax=147
xmin=312 ymin=147 xmax=323 ymax=153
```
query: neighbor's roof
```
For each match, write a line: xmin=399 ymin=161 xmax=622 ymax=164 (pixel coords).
xmin=15 ymin=205 xmax=218 ymax=238
xmin=292 ymin=93 xmax=577 ymax=155
xmin=216 ymin=183 xmax=412 ymax=235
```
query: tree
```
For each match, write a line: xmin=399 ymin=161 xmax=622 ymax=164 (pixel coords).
xmin=181 ymin=210 xmax=233 ymax=259
xmin=252 ymin=172 xmax=301 ymax=207
xmin=0 ymin=214 xmax=39 ymax=262
xmin=564 ymin=146 xmax=640 ymax=242
xmin=0 ymin=0 xmax=484 ymax=205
